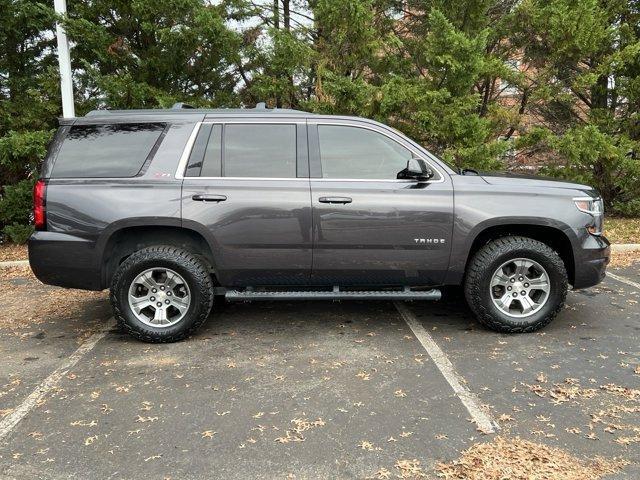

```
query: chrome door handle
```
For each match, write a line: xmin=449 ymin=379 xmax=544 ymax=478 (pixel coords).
xmin=192 ymin=194 xmax=227 ymax=202
xmin=319 ymin=196 xmax=352 ymax=204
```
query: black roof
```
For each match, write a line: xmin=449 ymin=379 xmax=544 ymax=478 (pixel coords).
xmin=85 ymin=102 xmax=312 ymax=117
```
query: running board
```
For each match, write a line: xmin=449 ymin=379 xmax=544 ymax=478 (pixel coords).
xmin=224 ymin=287 xmax=441 ymax=302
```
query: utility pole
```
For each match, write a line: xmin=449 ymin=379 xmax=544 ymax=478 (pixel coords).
xmin=54 ymin=0 xmax=75 ymax=118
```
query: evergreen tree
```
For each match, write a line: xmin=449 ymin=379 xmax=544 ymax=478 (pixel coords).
xmin=512 ymin=0 xmax=640 ymax=212
xmin=305 ymin=0 xmax=512 ymax=169
xmin=1 ymin=0 xmax=639 ymax=243
xmin=0 ymin=1 xmax=57 ymax=242
xmin=64 ymin=0 xmax=243 ymax=110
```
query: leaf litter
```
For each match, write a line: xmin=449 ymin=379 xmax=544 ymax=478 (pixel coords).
xmin=435 ymin=436 xmax=628 ymax=480
xmin=274 ymin=418 xmax=325 ymax=443
xmin=609 ymin=248 xmax=640 ymax=268
xmin=0 ymin=266 xmax=107 ymax=332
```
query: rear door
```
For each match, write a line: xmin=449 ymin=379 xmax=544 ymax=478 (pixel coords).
xmin=180 ymin=119 xmax=312 ymax=286
xmin=308 ymin=120 xmax=454 ymax=286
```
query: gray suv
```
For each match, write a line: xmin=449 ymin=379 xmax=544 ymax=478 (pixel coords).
xmin=28 ymin=104 xmax=610 ymax=342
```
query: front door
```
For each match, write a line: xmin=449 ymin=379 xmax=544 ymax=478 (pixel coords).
xmin=308 ymin=121 xmax=454 ymax=286
xmin=181 ymin=120 xmax=312 ymax=286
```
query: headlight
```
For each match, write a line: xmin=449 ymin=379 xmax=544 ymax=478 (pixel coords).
xmin=574 ymin=197 xmax=604 ymax=235
xmin=574 ymin=197 xmax=604 ymax=215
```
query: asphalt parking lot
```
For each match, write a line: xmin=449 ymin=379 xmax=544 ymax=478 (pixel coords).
xmin=0 ymin=264 xmax=639 ymax=479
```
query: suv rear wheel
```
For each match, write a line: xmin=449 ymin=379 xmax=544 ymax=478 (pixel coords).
xmin=110 ymin=246 xmax=213 ymax=342
xmin=464 ymin=236 xmax=568 ymax=333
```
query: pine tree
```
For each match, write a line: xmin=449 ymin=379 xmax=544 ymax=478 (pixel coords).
xmin=0 ymin=1 xmax=57 ymax=242
xmin=1 ymin=0 xmax=639 ymax=243
xmin=64 ymin=0 xmax=243 ymax=110
xmin=512 ymin=0 xmax=640 ymax=212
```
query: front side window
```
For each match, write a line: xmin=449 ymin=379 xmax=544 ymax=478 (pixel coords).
xmin=318 ymin=125 xmax=413 ymax=179
xmin=52 ymin=123 xmax=165 ymax=178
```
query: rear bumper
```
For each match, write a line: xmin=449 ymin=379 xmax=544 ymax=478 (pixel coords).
xmin=28 ymin=231 xmax=103 ymax=291
xmin=571 ymin=233 xmax=610 ymax=289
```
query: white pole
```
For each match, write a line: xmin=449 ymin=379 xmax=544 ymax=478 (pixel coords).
xmin=54 ymin=0 xmax=75 ymax=118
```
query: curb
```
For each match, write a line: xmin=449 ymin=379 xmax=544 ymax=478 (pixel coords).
xmin=611 ymin=243 xmax=640 ymax=252
xmin=0 ymin=260 xmax=29 ymax=268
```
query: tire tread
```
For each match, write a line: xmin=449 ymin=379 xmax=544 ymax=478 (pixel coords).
xmin=110 ymin=245 xmax=213 ymax=343
xmin=464 ymin=236 xmax=567 ymax=333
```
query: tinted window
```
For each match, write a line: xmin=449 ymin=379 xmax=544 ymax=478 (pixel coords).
xmin=224 ymin=124 xmax=296 ymax=178
xmin=318 ymin=125 xmax=413 ymax=179
xmin=202 ymin=125 xmax=223 ymax=177
xmin=52 ymin=123 xmax=164 ymax=178
xmin=185 ymin=124 xmax=222 ymax=177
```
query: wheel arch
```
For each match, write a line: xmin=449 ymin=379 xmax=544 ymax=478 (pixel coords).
xmin=99 ymin=220 xmax=218 ymax=289
xmin=462 ymin=221 xmax=576 ymax=286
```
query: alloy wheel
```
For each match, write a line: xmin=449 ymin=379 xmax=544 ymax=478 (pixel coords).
xmin=490 ymin=258 xmax=550 ymax=318
xmin=127 ymin=267 xmax=191 ymax=327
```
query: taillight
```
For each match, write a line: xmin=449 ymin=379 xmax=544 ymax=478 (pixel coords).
xmin=33 ymin=179 xmax=47 ymax=230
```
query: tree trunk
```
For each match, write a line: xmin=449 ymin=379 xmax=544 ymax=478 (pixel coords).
xmin=283 ymin=0 xmax=295 ymax=106
xmin=283 ymin=0 xmax=290 ymax=31
xmin=591 ymin=74 xmax=608 ymax=110
xmin=273 ymin=0 xmax=282 ymax=107
xmin=273 ymin=0 xmax=279 ymax=30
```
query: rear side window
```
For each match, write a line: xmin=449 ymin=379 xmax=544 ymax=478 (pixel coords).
xmin=187 ymin=123 xmax=297 ymax=178
xmin=51 ymin=123 xmax=165 ymax=178
xmin=224 ymin=124 xmax=296 ymax=178
xmin=185 ymin=124 xmax=222 ymax=177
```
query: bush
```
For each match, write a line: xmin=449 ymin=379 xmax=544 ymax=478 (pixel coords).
xmin=535 ymin=126 xmax=640 ymax=214
xmin=612 ymin=198 xmax=640 ymax=217
xmin=0 ymin=178 xmax=34 ymax=227
xmin=3 ymin=224 xmax=34 ymax=244
xmin=0 ymin=130 xmax=53 ymax=185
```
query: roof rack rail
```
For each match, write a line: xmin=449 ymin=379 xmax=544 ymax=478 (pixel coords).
xmin=84 ymin=104 xmax=311 ymax=117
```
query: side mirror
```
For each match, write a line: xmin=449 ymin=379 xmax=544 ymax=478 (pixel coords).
xmin=398 ymin=158 xmax=434 ymax=181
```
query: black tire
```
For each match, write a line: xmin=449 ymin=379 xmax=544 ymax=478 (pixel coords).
xmin=464 ymin=236 xmax=568 ymax=333
xmin=110 ymin=246 xmax=214 ymax=343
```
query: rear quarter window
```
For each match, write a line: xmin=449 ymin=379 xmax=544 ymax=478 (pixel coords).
xmin=51 ymin=123 xmax=165 ymax=178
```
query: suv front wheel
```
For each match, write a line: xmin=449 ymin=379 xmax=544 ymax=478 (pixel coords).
xmin=464 ymin=236 xmax=568 ymax=333
xmin=110 ymin=246 xmax=214 ymax=342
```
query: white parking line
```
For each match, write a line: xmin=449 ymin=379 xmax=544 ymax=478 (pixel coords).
xmin=394 ymin=301 xmax=499 ymax=434
xmin=607 ymin=272 xmax=640 ymax=290
xmin=0 ymin=319 xmax=114 ymax=443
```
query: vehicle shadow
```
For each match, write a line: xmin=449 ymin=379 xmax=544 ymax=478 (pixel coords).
xmin=192 ymin=290 xmax=476 ymax=341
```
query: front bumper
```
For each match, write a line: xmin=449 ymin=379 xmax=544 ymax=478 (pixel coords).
xmin=572 ymin=233 xmax=610 ymax=289
xmin=28 ymin=231 xmax=103 ymax=291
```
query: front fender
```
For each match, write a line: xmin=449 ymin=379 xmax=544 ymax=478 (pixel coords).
xmin=444 ymin=216 xmax=578 ymax=285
